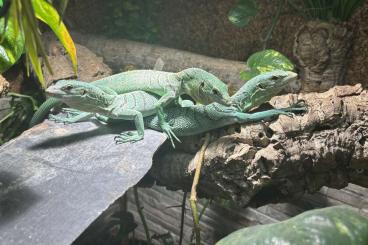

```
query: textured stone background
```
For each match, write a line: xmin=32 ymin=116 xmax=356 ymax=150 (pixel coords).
xmin=65 ymin=0 xmax=368 ymax=87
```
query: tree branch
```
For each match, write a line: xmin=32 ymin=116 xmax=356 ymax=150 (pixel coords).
xmin=150 ymin=84 xmax=368 ymax=207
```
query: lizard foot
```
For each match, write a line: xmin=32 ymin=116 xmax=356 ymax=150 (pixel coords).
xmin=60 ymin=108 xmax=85 ymax=117
xmin=49 ymin=107 xmax=85 ymax=123
xmin=221 ymin=106 xmax=239 ymax=113
xmin=160 ymin=122 xmax=181 ymax=148
xmin=284 ymin=103 xmax=307 ymax=113
xmin=48 ymin=114 xmax=74 ymax=124
xmin=114 ymin=131 xmax=144 ymax=144
xmin=278 ymin=104 xmax=307 ymax=117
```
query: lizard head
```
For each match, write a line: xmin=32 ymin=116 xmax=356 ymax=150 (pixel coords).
xmin=46 ymin=80 xmax=112 ymax=107
xmin=178 ymin=68 xmax=232 ymax=106
xmin=232 ymin=70 xmax=297 ymax=111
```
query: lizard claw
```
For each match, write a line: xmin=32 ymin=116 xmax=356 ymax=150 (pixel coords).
xmin=49 ymin=114 xmax=72 ymax=124
xmin=59 ymin=108 xmax=85 ymax=118
xmin=283 ymin=111 xmax=295 ymax=118
xmin=61 ymin=108 xmax=81 ymax=113
xmin=286 ymin=105 xmax=308 ymax=113
xmin=279 ymin=104 xmax=308 ymax=117
xmin=219 ymin=105 xmax=238 ymax=114
xmin=114 ymin=131 xmax=144 ymax=144
xmin=295 ymin=99 xmax=306 ymax=106
xmin=160 ymin=122 xmax=181 ymax=148
xmin=290 ymin=100 xmax=308 ymax=111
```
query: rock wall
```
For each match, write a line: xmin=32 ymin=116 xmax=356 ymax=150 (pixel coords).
xmin=65 ymin=0 xmax=368 ymax=87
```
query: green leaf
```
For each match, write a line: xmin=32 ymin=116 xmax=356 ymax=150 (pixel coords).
xmin=239 ymin=69 xmax=258 ymax=81
xmin=241 ymin=49 xmax=294 ymax=80
xmin=59 ymin=0 xmax=69 ymax=20
xmin=0 ymin=16 xmax=25 ymax=73
xmin=217 ymin=206 xmax=368 ymax=245
xmin=0 ymin=93 xmax=38 ymax=145
xmin=23 ymin=25 xmax=44 ymax=85
xmin=228 ymin=0 xmax=258 ymax=27
xmin=21 ymin=0 xmax=49 ymax=86
xmin=0 ymin=0 xmax=3 ymax=8
xmin=31 ymin=0 xmax=77 ymax=73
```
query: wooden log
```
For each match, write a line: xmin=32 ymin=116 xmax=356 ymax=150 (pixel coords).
xmin=150 ymin=84 xmax=368 ymax=207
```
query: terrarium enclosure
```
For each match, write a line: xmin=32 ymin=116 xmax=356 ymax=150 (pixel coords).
xmin=0 ymin=0 xmax=368 ymax=245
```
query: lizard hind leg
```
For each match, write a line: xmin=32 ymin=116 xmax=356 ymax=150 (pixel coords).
xmin=155 ymin=92 xmax=181 ymax=147
xmin=156 ymin=106 xmax=181 ymax=148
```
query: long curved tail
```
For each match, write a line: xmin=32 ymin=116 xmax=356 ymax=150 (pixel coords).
xmin=29 ymin=97 xmax=63 ymax=127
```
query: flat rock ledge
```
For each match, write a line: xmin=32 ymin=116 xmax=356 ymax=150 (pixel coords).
xmin=0 ymin=121 xmax=166 ymax=245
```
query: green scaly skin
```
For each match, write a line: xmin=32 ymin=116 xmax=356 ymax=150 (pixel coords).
xmin=30 ymin=68 xmax=232 ymax=143
xmin=46 ymin=70 xmax=305 ymax=146
xmin=145 ymin=70 xmax=304 ymax=136
xmin=46 ymin=83 xmax=159 ymax=143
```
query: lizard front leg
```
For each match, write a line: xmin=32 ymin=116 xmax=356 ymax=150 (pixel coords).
xmin=155 ymin=92 xmax=181 ymax=147
xmin=177 ymin=96 xmax=195 ymax=107
xmin=234 ymin=105 xmax=307 ymax=123
xmin=112 ymin=109 xmax=145 ymax=144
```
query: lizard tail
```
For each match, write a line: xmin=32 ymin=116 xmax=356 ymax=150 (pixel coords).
xmin=29 ymin=97 xmax=63 ymax=127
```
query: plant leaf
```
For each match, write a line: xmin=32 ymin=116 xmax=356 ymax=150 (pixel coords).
xmin=59 ymin=0 xmax=69 ymax=20
xmin=241 ymin=49 xmax=294 ymax=80
xmin=0 ymin=16 xmax=24 ymax=73
xmin=217 ymin=206 xmax=368 ymax=245
xmin=20 ymin=0 xmax=50 ymax=86
xmin=31 ymin=0 xmax=77 ymax=73
xmin=228 ymin=0 xmax=258 ymax=27
xmin=22 ymin=15 xmax=44 ymax=85
xmin=239 ymin=69 xmax=258 ymax=81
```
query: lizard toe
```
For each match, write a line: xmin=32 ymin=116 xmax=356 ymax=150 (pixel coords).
xmin=161 ymin=123 xmax=181 ymax=144
xmin=115 ymin=131 xmax=144 ymax=144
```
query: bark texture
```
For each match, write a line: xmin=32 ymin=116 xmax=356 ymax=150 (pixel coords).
xmin=151 ymin=84 xmax=368 ymax=207
xmin=0 ymin=75 xmax=9 ymax=97
xmin=293 ymin=21 xmax=353 ymax=92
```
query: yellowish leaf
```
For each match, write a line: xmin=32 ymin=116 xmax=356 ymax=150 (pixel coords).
xmin=31 ymin=0 xmax=77 ymax=73
xmin=22 ymin=16 xmax=45 ymax=86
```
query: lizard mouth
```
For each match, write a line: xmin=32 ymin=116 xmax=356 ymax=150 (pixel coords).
xmin=283 ymin=71 xmax=297 ymax=84
xmin=46 ymin=86 xmax=67 ymax=98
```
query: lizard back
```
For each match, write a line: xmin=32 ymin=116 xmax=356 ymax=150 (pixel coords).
xmin=92 ymin=70 xmax=180 ymax=96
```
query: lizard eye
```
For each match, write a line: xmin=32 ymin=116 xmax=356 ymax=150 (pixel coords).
xmin=257 ymin=83 xmax=267 ymax=90
xmin=64 ymin=84 xmax=73 ymax=90
xmin=200 ymin=81 xmax=205 ymax=88
xmin=81 ymin=89 xmax=86 ymax=95
xmin=212 ymin=89 xmax=219 ymax=95
xmin=271 ymin=76 xmax=279 ymax=80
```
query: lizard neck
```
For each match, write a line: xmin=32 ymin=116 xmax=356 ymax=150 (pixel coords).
xmin=182 ymin=80 xmax=205 ymax=104
xmin=65 ymin=93 xmax=115 ymax=113
xmin=93 ymin=93 xmax=115 ymax=112
xmin=176 ymin=69 xmax=194 ymax=93
xmin=181 ymin=79 xmax=196 ymax=93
